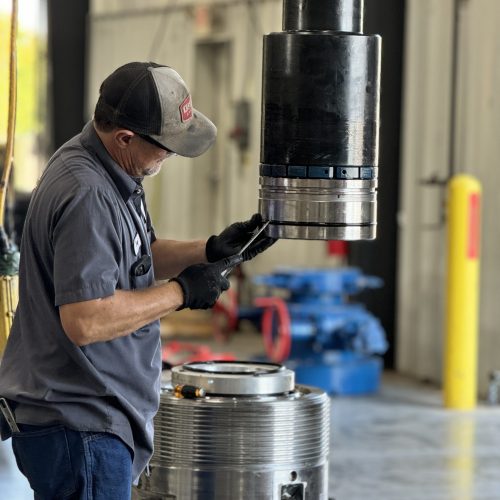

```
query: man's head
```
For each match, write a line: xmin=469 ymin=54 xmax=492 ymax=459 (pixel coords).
xmin=93 ymin=62 xmax=217 ymax=176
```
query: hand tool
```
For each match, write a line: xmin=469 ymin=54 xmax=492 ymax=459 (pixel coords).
xmin=220 ymin=221 xmax=271 ymax=277
xmin=0 ymin=397 xmax=19 ymax=433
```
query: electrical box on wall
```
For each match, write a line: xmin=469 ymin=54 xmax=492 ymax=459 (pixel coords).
xmin=230 ymin=99 xmax=251 ymax=153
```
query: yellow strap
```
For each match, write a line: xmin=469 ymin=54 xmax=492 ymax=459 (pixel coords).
xmin=0 ymin=0 xmax=18 ymax=224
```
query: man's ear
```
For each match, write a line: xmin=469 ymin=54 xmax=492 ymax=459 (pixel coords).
xmin=113 ymin=129 xmax=135 ymax=149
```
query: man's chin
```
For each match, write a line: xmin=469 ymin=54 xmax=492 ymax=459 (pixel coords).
xmin=144 ymin=165 xmax=162 ymax=177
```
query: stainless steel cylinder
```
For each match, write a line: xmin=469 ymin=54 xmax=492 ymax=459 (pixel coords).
xmin=133 ymin=362 xmax=330 ymax=500
xmin=260 ymin=0 xmax=381 ymax=240
xmin=261 ymin=176 xmax=378 ymax=241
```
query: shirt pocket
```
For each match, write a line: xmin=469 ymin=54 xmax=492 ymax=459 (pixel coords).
xmin=130 ymin=257 xmax=153 ymax=290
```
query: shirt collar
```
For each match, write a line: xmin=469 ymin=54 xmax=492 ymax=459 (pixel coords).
xmin=80 ymin=121 xmax=141 ymax=201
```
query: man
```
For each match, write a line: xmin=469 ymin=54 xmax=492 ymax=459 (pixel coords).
xmin=0 ymin=62 xmax=275 ymax=499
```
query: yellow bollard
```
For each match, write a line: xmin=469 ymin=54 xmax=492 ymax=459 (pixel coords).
xmin=443 ymin=175 xmax=481 ymax=409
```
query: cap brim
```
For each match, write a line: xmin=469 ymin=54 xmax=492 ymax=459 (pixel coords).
xmin=150 ymin=109 xmax=217 ymax=158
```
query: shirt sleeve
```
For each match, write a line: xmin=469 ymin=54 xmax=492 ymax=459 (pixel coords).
xmin=52 ymin=187 xmax=123 ymax=306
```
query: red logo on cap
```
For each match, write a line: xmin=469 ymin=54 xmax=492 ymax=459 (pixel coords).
xmin=179 ymin=95 xmax=193 ymax=122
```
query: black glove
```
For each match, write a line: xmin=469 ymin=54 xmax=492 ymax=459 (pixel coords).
xmin=171 ymin=261 xmax=231 ymax=310
xmin=206 ymin=213 xmax=277 ymax=263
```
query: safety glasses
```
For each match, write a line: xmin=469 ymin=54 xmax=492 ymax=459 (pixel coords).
xmin=137 ymin=133 xmax=177 ymax=157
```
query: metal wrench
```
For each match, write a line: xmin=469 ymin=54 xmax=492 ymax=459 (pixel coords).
xmin=0 ymin=398 xmax=19 ymax=433
xmin=220 ymin=221 xmax=271 ymax=277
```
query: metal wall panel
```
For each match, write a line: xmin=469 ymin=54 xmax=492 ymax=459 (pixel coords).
xmin=397 ymin=0 xmax=454 ymax=382
xmin=398 ymin=0 xmax=500 ymax=394
xmin=454 ymin=0 xmax=500 ymax=395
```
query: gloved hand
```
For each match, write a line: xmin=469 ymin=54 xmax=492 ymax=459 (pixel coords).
xmin=171 ymin=261 xmax=231 ymax=310
xmin=205 ymin=213 xmax=277 ymax=263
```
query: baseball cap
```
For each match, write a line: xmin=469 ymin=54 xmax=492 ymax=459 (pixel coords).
xmin=95 ymin=62 xmax=217 ymax=158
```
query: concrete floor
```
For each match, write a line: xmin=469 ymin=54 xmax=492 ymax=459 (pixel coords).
xmin=2 ymin=334 xmax=500 ymax=499
xmin=329 ymin=374 xmax=500 ymax=500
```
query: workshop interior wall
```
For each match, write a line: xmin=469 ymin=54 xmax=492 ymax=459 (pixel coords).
xmin=397 ymin=0 xmax=454 ymax=385
xmin=87 ymin=0 xmax=341 ymax=278
xmin=397 ymin=0 xmax=500 ymax=394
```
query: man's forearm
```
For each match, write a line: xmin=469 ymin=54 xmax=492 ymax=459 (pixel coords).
xmin=59 ymin=281 xmax=184 ymax=346
xmin=151 ymin=239 xmax=207 ymax=280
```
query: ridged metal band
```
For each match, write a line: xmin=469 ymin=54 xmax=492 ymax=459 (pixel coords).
xmin=152 ymin=386 xmax=329 ymax=469
xmin=259 ymin=176 xmax=378 ymax=240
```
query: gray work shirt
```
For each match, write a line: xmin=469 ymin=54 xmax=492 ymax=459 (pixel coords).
xmin=0 ymin=121 xmax=161 ymax=480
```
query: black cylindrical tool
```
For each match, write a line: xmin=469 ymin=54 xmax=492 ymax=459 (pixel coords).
xmin=259 ymin=0 xmax=381 ymax=240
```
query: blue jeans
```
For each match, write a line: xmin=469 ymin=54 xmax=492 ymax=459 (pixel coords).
xmin=12 ymin=424 xmax=132 ymax=500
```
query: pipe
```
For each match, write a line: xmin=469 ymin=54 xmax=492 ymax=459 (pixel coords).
xmin=283 ymin=0 xmax=364 ymax=33
xmin=0 ymin=0 xmax=18 ymax=227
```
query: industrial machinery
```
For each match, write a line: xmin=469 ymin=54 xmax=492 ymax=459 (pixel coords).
xmin=259 ymin=0 xmax=382 ymax=241
xmin=133 ymin=361 xmax=330 ymax=500
xmin=254 ymin=268 xmax=388 ymax=395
